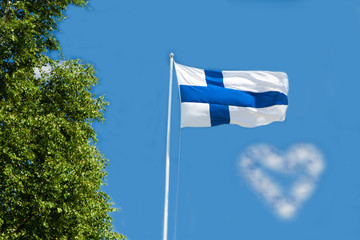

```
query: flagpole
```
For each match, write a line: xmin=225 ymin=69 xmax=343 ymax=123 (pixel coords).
xmin=163 ymin=52 xmax=174 ymax=240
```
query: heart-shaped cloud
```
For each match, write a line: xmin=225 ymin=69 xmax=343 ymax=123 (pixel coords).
xmin=239 ymin=143 xmax=325 ymax=220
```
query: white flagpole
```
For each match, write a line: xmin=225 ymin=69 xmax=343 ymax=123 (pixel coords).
xmin=163 ymin=52 xmax=174 ymax=240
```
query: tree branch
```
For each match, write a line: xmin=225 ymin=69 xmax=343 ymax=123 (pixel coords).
xmin=15 ymin=212 xmax=33 ymax=233
xmin=2 ymin=1 xmax=11 ymax=22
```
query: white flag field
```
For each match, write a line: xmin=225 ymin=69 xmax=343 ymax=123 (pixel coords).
xmin=174 ymin=62 xmax=289 ymax=128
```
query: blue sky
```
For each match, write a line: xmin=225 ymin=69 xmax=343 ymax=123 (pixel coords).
xmin=56 ymin=0 xmax=360 ymax=239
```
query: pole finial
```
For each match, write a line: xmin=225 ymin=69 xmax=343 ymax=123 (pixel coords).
xmin=170 ymin=52 xmax=174 ymax=58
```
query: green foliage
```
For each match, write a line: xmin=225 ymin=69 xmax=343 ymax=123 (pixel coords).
xmin=0 ymin=1 xmax=126 ymax=239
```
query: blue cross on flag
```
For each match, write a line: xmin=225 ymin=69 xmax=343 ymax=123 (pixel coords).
xmin=174 ymin=62 xmax=289 ymax=128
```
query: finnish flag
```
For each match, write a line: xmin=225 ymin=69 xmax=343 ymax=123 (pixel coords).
xmin=174 ymin=62 xmax=289 ymax=128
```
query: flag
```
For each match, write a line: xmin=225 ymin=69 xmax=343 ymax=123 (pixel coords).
xmin=174 ymin=62 xmax=289 ymax=128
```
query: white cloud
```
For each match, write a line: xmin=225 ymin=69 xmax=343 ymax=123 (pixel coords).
xmin=34 ymin=61 xmax=66 ymax=79
xmin=239 ymin=143 xmax=325 ymax=220
xmin=34 ymin=64 xmax=52 ymax=79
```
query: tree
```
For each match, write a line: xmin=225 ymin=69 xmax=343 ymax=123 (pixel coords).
xmin=0 ymin=1 xmax=126 ymax=239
